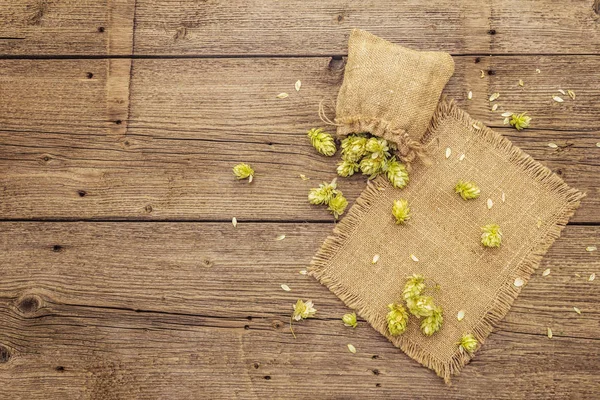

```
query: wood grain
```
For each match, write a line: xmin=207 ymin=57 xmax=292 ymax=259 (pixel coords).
xmin=2 ymin=0 xmax=600 ymax=56
xmin=0 ymin=56 xmax=598 ymax=222
xmin=0 ymin=222 xmax=597 ymax=398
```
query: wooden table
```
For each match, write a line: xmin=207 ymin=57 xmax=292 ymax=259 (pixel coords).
xmin=1 ymin=1 xmax=599 ymax=398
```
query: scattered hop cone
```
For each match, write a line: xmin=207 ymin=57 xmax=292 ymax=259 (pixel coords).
xmin=307 ymin=128 xmax=337 ymax=157
xmin=342 ymin=312 xmax=358 ymax=328
xmin=481 ymin=224 xmax=502 ymax=248
xmin=308 ymin=180 xmax=338 ymax=205
xmin=341 ymin=135 xmax=368 ymax=163
xmin=420 ymin=307 xmax=443 ymax=336
xmin=455 ymin=180 xmax=481 ymax=200
xmin=337 ymin=160 xmax=360 ymax=177
xmin=365 ymin=137 xmax=390 ymax=159
xmin=327 ymin=193 xmax=348 ymax=219
xmin=386 ymin=303 xmax=409 ymax=336
xmin=232 ymin=163 xmax=255 ymax=182
xmin=403 ymin=274 xmax=425 ymax=301
xmin=392 ymin=199 xmax=411 ymax=224
xmin=359 ymin=156 xmax=385 ymax=178
xmin=407 ymin=295 xmax=436 ymax=318
xmin=386 ymin=158 xmax=409 ymax=189
xmin=292 ymin=299 xmax=317 ymax=321
xmin=509 ymin=112 xmax=531 ymax=131
xmin=458 ymin=333 xmax=478 ymax=354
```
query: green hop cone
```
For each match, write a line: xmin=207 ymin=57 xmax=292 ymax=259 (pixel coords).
xmin=407 ymin=295 xmax=436 ymax=318
xmin=458 ymin=333 xmax=478 ymax=354
xmin=509 ymin=112 xmax=531 ymax=131
xmin=365 ymin=137 xmax=390 ymax=159
xmin=392 ymin=199 xmax=411 ymax=224
xmin=455 ymin=180 xmax=481 ymax=200
xmin=403 ymin=274 xmax=426 ymax=301
xmin=307 ymin=128 xmax=337 ymax=157
xmin=386 ymin=303 xmax=409 ymax=336
xmin=232 ymin=163 xmax=255 ymax=182
xmin=342 ymin=312 xmax=358 ymax=328
xmin=359 ymin=156 xmax=385 ymax=178
xmin=386 ymin=158 xmax=409 ymax=189
xmin=481 ymin=223 xmax=502 ymax=248
xmin=308 ymin=179 xmax=338 ymax=205
xmin=341 ymin=135 xmax=368 ymax=163
xmin=327 ymin=193 xmax=348 ymax=219
xmin=336 ymin=160 xmax=360 ymax=177
xmin=420 ymin=306 xmax=443 ymax=336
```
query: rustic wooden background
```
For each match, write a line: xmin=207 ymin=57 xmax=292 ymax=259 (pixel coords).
xmin=1 ymin=1 xmax=599 ymax=398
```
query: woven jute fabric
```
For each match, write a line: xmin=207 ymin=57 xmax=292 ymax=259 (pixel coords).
xmin=333 ymin=29 xmax=454 ymax=163
xmin=310 ymin=99 xmax=584 ymax=382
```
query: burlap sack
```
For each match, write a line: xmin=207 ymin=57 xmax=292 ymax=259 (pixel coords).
xmin=310 ymin=98 xmax=584 ymax=382
xmin=332 ymin=29 xmax=454 ymax=163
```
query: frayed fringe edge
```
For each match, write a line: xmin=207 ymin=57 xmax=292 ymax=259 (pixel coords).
xmin=309 ymin=98 xmax=585 ymax=384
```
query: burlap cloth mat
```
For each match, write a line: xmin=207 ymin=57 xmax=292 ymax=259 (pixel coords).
xmin=310 ymin=99 xmax=584 ymax=382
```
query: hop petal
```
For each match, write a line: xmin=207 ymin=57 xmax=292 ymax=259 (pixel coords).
xmin=292 ymin=299 xmax=317 ymax=321
xmin=392 ymin=199 xmax=411 ymax=224
xmin=420 ymin=306 xmax=443 ymax=336
xmin=509 ymin=112 xmax=531 ymax=131
xmin=403 ymin=274 xmax=425 ymax=301
xmin=458 ymin=333 xmax=478 ymax=354
xmin=481 ymin=224 xmax=502 ymax=248
xmin=232 ymin=163 xmax=255 ymax=181
xmin=308 ymin=180 xmax=338 ymax=205
xmin=341 ymin=135 xmax=368 ymax=163
xmin=455 ymin=180 xmax=481 ymax=200
xmin=342 ymin=312 xmax=358 ymax=328
xmin=386 ymin=303 xmax=409 ymax=336
xmin=308 ymin=128 xmax=337 ymax=156
xmin=386 ymin=158 xmax=409 ymax=189
xmin=327 ymin=193 xmax=348 ymax=219
xmin=337 ymin=160 xmax=360 ymax=177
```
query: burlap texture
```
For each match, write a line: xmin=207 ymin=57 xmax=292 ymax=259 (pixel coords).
xmin=310 ymin=99 xmax=584 ymax=382
xmin=334 ymin=29 xmax=454 ymax=163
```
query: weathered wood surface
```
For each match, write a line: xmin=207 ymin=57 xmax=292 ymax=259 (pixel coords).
xmin=0 ymin=222 xmax=598 ymax=399
xmin=1 ymin=0 xmax=599 ymax=398
xmin=2 ymin=0 xmax=600 ymax=56
xmin=0 ymin=56 xmax=598 ymax=222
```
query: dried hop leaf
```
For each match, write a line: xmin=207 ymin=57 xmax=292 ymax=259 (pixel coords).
xmin=392 ymin=199 xmax=411 ymax=224
xmin=421 ymin=306 xmax=443 ymax=336
xmin=342 ymin=312 xmax=358 ymax=328
xmin=292 ymin=299 xmax=317 ymax=321
xmin=307 ymin=128 xmax=337 ymax=157
xmin=327 ymin=193 xmax=348 ymax=219
xmin=458 ymin=333 xmax=478 ymax=354
xmin=308 ymin=179 xmax=338 ymax=205
xmin=386 ymin=158 xmax=409 ymax=189
xmin=341 ymin=134 xmax=368 ymax=163
xmin=509 ymin=112 xmax=532 ymax=131
xmin=232 ymin=163 xmax=255 ymax=182
xmin=386 ymin=303 xmax=409 ymax=336
xmin=455 ymin=180 xmax=481 ymax=200
xmin=481 ymin=223 xmax=502 ymax=248
xmin=336 ymin=159 xmax=360 ymax=177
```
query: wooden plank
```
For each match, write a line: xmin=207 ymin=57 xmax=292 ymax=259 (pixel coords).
xmin=0 ymin=56 xmax=598 ymax=222
xmin=2 ymin=1 xmax=600 ymax=56
xmin=0 ymin=0 xmax=108 ymax=56
xmin=0 ymin=222 xmax=598 ymax=398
